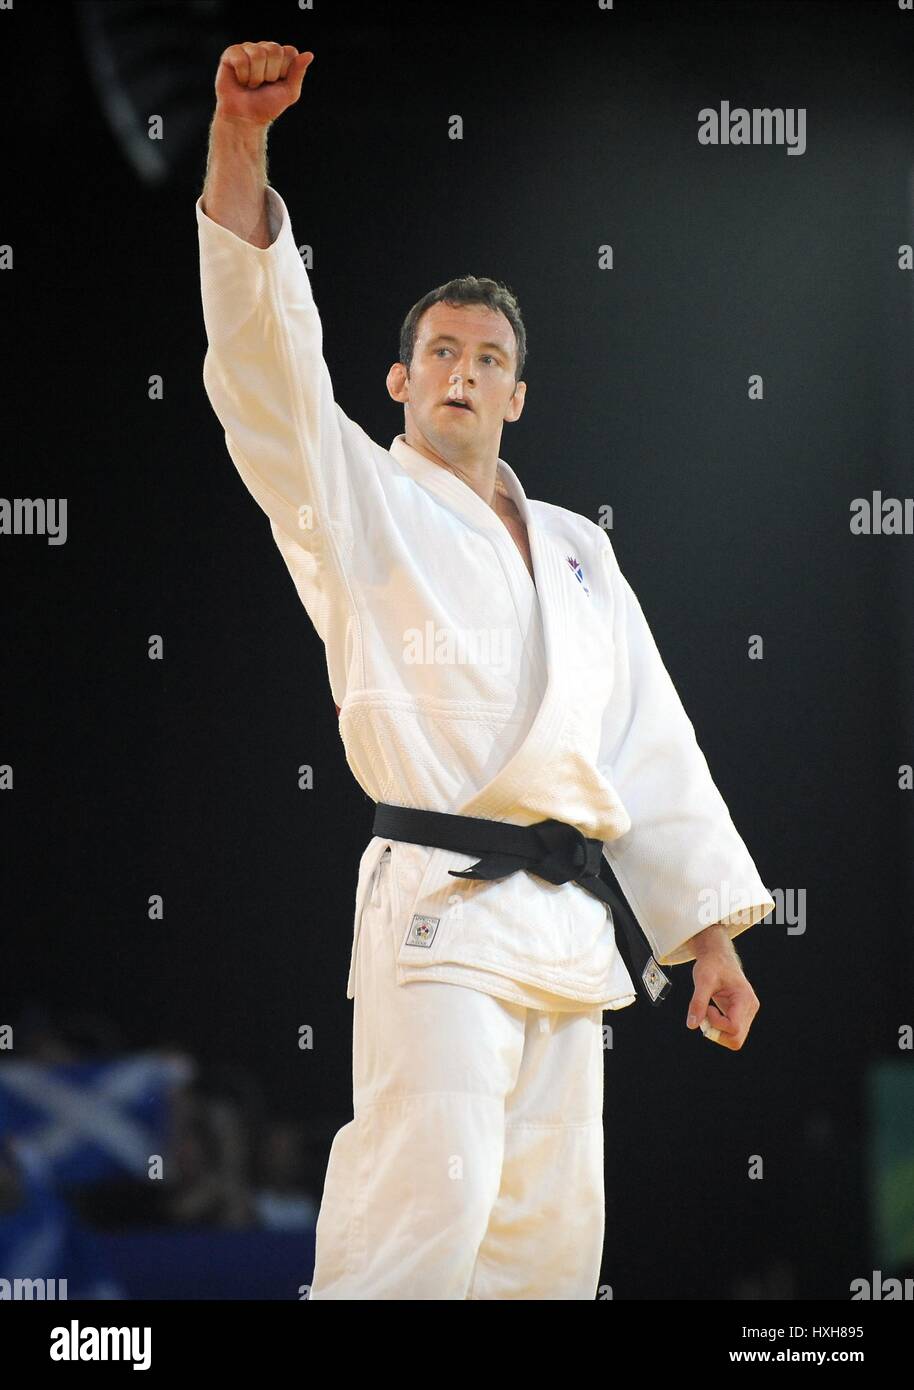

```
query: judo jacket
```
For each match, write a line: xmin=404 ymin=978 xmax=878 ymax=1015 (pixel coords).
xmin=195 ymin=184 xmax=775 ymax=1012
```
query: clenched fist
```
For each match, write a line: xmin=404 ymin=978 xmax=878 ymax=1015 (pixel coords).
xmin=215 ymin=41 xmax=314 ymax=126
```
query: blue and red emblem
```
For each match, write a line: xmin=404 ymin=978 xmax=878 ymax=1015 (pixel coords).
xmin=566 ymin=554 xmax=590 ymax=596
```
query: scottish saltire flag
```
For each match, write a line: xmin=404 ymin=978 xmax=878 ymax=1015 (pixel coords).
xmin=0 ymin=1140 xmax=125 ymax=1297
xmin=0 ymin=1054 xmax=194 ymax=1186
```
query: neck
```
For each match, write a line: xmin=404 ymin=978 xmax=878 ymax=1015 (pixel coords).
xmin=402 ymin=424 xmax=502 ymax=510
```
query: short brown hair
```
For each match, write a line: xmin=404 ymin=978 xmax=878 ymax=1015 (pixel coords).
xmin=399 ymin=275 xmax=527 ymax=385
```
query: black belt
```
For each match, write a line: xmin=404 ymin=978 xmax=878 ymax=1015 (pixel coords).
xmin=371 ymin=802 xmax=672 ymax=1005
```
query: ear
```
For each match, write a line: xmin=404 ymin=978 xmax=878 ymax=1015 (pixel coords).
xmin=503 ymin=379 xmax=526 ymax=423
xmin=387 ymin=362 xmax=409 ymax=405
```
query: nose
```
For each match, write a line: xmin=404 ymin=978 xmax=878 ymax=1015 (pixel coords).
xmin=448 ymin=371 xmax=475 ymax=404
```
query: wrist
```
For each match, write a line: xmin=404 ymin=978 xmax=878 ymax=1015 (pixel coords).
xmin=689 ymin=922 xmax=732 ymax=957
xmin=211 ymin=109 xmax=271 ymax=141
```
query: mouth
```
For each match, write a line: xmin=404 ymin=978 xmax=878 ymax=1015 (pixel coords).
xmin=443 ymin=400 xmax=473 ymax=412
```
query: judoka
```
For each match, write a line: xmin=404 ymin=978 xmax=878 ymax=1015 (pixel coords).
xmin=196 ymin=41 xmax=775 ymax=1300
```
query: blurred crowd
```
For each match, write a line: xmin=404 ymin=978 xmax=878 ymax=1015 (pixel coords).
xmin=0 ymin=1003 xmax=324 ymax=1295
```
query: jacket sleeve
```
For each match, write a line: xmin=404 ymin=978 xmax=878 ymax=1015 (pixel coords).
xmin=196 ymin=184 xmax=380 ymax=689
xmin=597 ymin=536 xmax=775 ymax=967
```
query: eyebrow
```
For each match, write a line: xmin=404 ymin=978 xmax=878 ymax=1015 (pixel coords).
xmin=425 ymin=333 xmax=510 ymax=357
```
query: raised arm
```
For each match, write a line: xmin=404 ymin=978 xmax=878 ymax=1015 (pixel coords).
xmin=196 ymin=41 xmax=387 ymax=704
xmin=201 ymin=42 xmax=313 ymax=245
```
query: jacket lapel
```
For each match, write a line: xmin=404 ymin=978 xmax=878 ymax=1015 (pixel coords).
xmin=387 ymin=434 xmax=574 ymax=823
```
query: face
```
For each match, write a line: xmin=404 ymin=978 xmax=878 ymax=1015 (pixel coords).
xmin=387 ymin=301 xmax=526 ymax=462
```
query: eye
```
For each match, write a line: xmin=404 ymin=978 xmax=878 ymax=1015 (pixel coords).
xmin=433 ymin=347 xmax=451 ymax=356
xmin=481 ymin=355 xmax=496 ymax=365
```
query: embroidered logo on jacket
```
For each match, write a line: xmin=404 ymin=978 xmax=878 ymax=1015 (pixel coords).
xmin=405 ymin=913 xmax=440 ymax=948
xmin=566 ymin=554 xmax=590 ymax=596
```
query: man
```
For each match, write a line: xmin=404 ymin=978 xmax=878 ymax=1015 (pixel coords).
xmin=196 ymin=40 xmax=774 ymax=1300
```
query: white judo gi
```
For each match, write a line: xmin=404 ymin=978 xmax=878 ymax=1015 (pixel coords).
xmin=196 ymin=184 xmax=775 ymax=1298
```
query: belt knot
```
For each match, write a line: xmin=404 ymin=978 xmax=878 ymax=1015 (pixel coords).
xmin=533 ymin=819 xmax=602 ymax=884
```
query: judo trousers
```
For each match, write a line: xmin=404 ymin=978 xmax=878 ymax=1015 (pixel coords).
xmin=309 ymin=849 xmax=606 ymax=1300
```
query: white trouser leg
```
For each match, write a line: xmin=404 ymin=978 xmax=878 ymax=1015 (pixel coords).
xmin=310 ymin=851 xmax=527 ymax=1300
xmin=466 ymin=1007 xmax=606 ymax=1300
